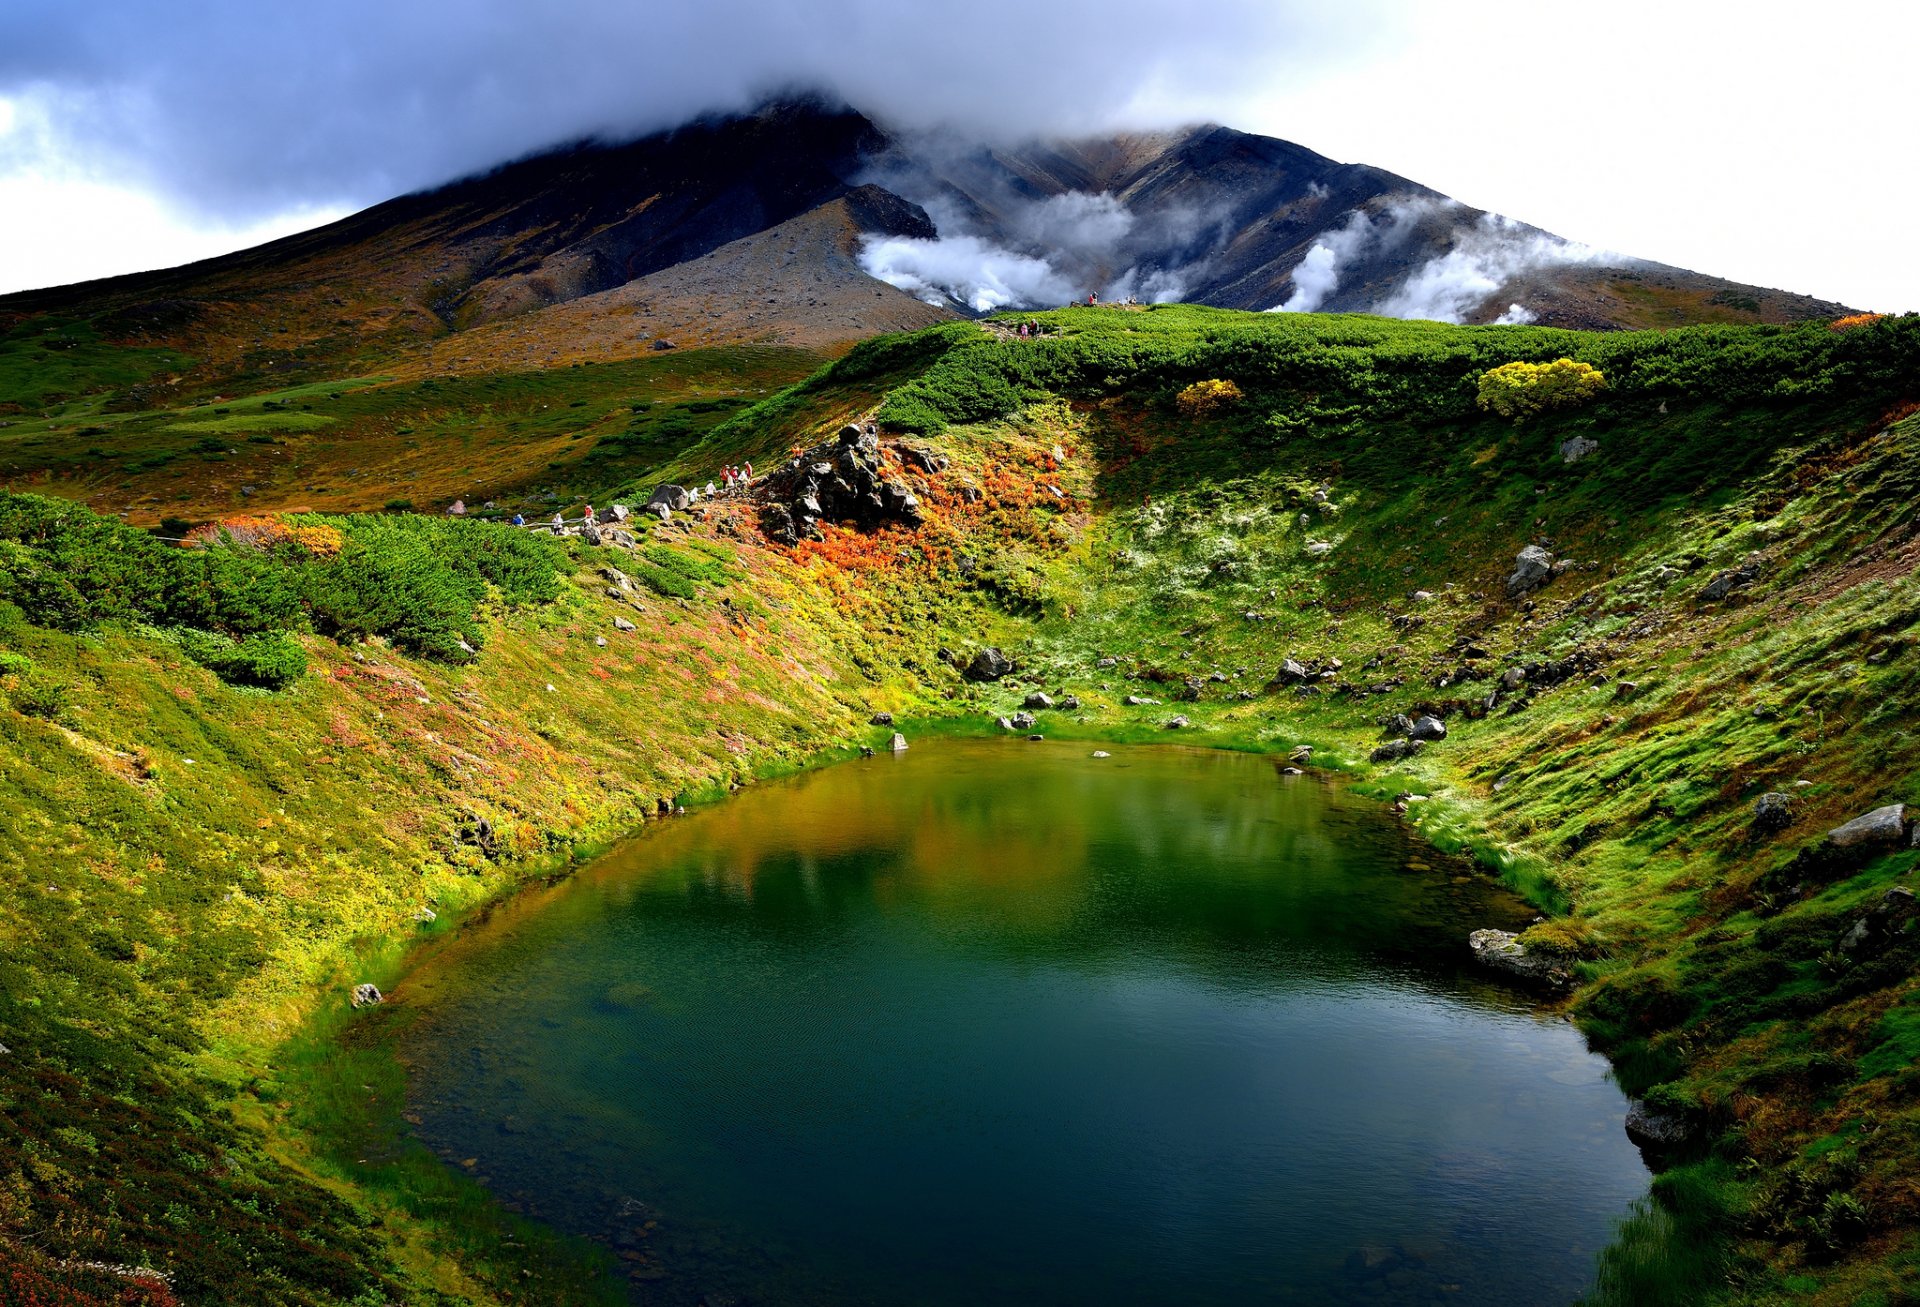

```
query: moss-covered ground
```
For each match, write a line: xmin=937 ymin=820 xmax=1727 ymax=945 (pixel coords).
xmin=2 ymin=305 xmax=1918 ymax=1303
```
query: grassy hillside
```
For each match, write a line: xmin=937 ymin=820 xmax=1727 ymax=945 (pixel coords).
xmin=2 ymin=304 xmax=1918 ymax=1304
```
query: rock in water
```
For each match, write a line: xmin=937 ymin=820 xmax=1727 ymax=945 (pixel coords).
xmin=350 ymin=983 xmax=384 ymax=1009
xmin=889 ymin=733 xmax=908 ymax=753
xmin=965 ymin=647 xmax=1013 ymax=682
xmin=1466 ymin=929 xmax=1572 ymax=990
xmin=1506 ymin=544 xmax=1555 ymax=597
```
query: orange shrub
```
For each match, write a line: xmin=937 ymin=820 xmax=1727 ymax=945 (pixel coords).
xmin=1829 ymin=313 xmax=1885 ymax=331
xmin=183 ymin=515 xmax=343 ymax=558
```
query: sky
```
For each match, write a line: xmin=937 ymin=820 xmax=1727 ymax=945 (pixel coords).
xmin=0 ymin=0 xmax=1912 ymax=310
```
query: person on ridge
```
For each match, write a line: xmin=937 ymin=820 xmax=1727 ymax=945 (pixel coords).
xmin=583 ymin=503 xmax=597 ymax=526
xmin=511 ymin=512 xmax=525 ymax=527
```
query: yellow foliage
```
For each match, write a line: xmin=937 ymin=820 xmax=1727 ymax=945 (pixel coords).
xmin=1175 ymin=378 xmax=1244 ymax=418
xmin=1829 ymin=313 xmax=1884 ymax=332
xmin=1476 ymin=358 xmax=1607 ymax=421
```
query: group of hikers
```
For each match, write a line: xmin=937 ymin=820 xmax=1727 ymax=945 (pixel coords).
xmin=490 ymin=460 xmax=759 ymax=532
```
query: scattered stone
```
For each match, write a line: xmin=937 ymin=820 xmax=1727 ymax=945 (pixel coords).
xmin=1059 ymin=695 xmax=1081 ymax=711
xmin=1752 ymin=792 xmax=1793 ymax=835
xmin=1096 ymin=656 xmax=1117 ymax=668
xmin=1467 ymin=929 xmax=1572 ymax=990
xmin=1500 ymin=667 xmax=1528 ymax=691
xmin=1560 ymin=435 xmax=1601 ymax=464
xmin=594 ymin=636 xmax=608 ymax=648
xmin=1304 ymin=540 xmax=1333 ymax=557
xmin=1122 ymin=694 xmax=1160 ymax=706
xmin=1010 ymin=711 xmax=1037 ymax=730
xmin=1027 ymin=733 xmax=1046 ymax=741
xmin=612 ymin=615 xmax=637 ymax=632
xmin=1381 ymin=713 xmax=1415 ymax=738
xmin=1165 ymin=715 xmax=1190 ymax=729
xmin=1614 ymin=681 xmax=1639 ymax=700
xmin=647 ymin=484 xmax=692 ymax=513
xmin=1408 ymin=715 xmax=1447 ymax=742
xmin=1506 ymin=544 xmax=1555 ymax=597
xmin=1174 ymin=677 xmax=1203 ymax=702
xmin=995 ymin=716 xmax=1015 ymax=730
xmin=1023 ymin=692 xmax=1055 ymax=710
xmin=1837 ymin=886 xmax=1920 ymax=956
xmin=1624 ymin=1099 xmax=1696 ymax=1152
xmin=350 ymin=983 xmax=383 ymax=1009
xmin=1699 ymin=566 xmax=1758 ymax=602
xmin=1289 ymin=745 xmax=1314 ymax=763
xmin=1091 ymin=750 xmax=1111 ymax=758
xmin=1411 ymin=589 xmax=1434 ymax=603
xmin=965 ymin=647 xmax=1014 ymax=682
xmin=600 ymin=565 xmax=634 ymax=593
xmin=413 ymin=907 xmax=437 ymax=924
xmin=889 ymin=733 xmax=909 ymax=753
xmin=870 ymin=712 xmax=895 ymax=726
xmin=1827 ymin=804 xmax=1908 ymax=850
xmin=1279 ymin=766 xmax=1304 ymax=776
xmin=1370 ymin=739 xmax=1423 ymax=763
xmin=756 ymin=422 xmax=926 ymax=545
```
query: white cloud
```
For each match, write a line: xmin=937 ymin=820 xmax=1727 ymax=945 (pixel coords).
xmin=1376 ymin=213 xmax=1608 ymax=323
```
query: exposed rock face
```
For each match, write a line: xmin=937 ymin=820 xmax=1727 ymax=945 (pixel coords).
xmin=1752 ymin=791 xmax=1793 ymax=835
xmin=966 ymin=647 xmax=1013 ymax=682
xmin=1624 ymin=1099 xmax=1697 ymax=1152
xmin=757 ymin=422 xmax=926 ymax=545
xmin=1560 ymin=435 xmax=1601 ymax=464
xmin=1828 ymin=804 xmax=1908 ymax=850
xmin=1467 ymin=929 xmax=1572 ymax=990
xmin=1506 ymin=545 xmax=1555 ymax=597
xmin=350 ymin=983 xmax=383 ymax=1008
xmin=1699 ymin=565 xmax=1759 ymax=602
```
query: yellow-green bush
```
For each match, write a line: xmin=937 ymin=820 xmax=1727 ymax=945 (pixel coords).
xmin=1175 ymin=378 xmax=1244 ymax=417
xmin=1476 ymin=358 xmax=1607 ymax=420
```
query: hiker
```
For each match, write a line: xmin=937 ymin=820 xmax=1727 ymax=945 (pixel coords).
xmin=583 ymin=503 xmax=597 ymax=526
xmin=449 ymin=498 xmax=465 ymax=516
xmin=551 ymin=512 xmax=565 ymax=533
xmin=1087 ymin=291 xmax=1097 ymax=306
xmin=511 ymin=512 xmax=525 ymax=527
xmin=706 ymin=480 xmax=717 ymax=498
xmin=742 ymin=460 xmax=753 ymax=482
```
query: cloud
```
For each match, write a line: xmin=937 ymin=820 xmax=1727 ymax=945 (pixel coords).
xmin=1272 ymin=199 xmax=1612 ymax=323
xmin=0 ymin=0 xmax=1392 ymax=225
xmin=858 ymin=233 xmax=1078 ymax=312
xmin=1376 ymin=212 xmax=1609 ymax=323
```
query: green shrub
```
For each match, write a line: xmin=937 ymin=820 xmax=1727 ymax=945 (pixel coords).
xmin=10 ymin=670 xmax=70 ymax=718
xmin=178 ymin=629 xmax=309 ymax=689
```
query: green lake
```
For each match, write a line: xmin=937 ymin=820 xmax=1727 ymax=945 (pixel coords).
xmin=395 ymin=739 xmax=1648 ymax=1304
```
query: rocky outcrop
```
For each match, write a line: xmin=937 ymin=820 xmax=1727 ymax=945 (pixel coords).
xmin=757 ymin=422 xmax=927 ymax=545
xmin=1560 ymin=435 xmax=1601 ymax=464
xmin=648 ymin=484 xmax=692 ymax=513
xmin=1836 ymin=886 xmax=1918 ymax=957
xmin=1467 ymin=929 xmax=1572 ymax=990
xmin=1370 ymin=739 xmax=1423 ymax=763
xmin=1700 ymin=565 xmax=1759 ymax=602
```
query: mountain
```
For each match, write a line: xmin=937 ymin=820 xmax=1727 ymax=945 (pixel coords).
xmin=0 ymin=99 xmax=1851 ymax=402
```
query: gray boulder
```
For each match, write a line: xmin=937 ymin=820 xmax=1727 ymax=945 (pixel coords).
xmin=1165 ymin=715 xmax=1190 ymax=730
xmin=1370 ymin=739 xmax=1423 ymax=763
xmin=1270 ymin=657 xmax=1311 ymax=687
xmin=1467 ymin=928 xmax=1572 ymax=990
xmin=1060 ymin=695 xmax=1081 ymax=711
xmin=1500 ymin=667 xmax=1528 ymax=691
xmin=350 ymin=983 xmax=384 ymax=1009
xmin=1623 ymin=1099 xmax=1696 ymax=1151
xmin=1023 ymin=692 xmax=1055 ymax=710
xmin=612 ymin=615 xmax=637 ymax=633
xmin=1122 ymin=694 xmax=1160 ymax=706
xmin=966 ymin=647 xmax=1014 ymax=682
xmin=889 ymin=733 xmax=909 ymax=753
xmin=1560 ymin=435 xmax=1601 ymax=465
xmin=1506 ymin=545 xmax=1554 ymax=597
xmin=1381 ymin=713 xmax=1414 ymax=737
xmin=1752 ymin=792 xmax=1793 ymax=835
xmin=1010 ymin=711 xmax=1037 ymax=730
xmin=1837 ymin=886 xmax=1919 ymax=956
xmin=1827 ymin=804 xmax=1907 ymax=850
xmin=869 ymin=712 xmax=894 ymax=726
xmin=1408 ymin=715 xmax=1448 ymax=742
xmin=648 ymin=484 xmax=692 ymax=513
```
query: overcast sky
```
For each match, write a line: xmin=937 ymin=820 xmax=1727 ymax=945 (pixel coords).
xmin=0 ymin=0 xmax=1912 ymax=310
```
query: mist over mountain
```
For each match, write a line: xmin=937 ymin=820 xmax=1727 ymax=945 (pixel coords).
xmin=0 ymin=97 xmax=1850 ymax=395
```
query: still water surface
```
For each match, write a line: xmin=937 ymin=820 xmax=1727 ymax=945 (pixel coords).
xmin=397 ymin=740 xmax=1646 ymax=1305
